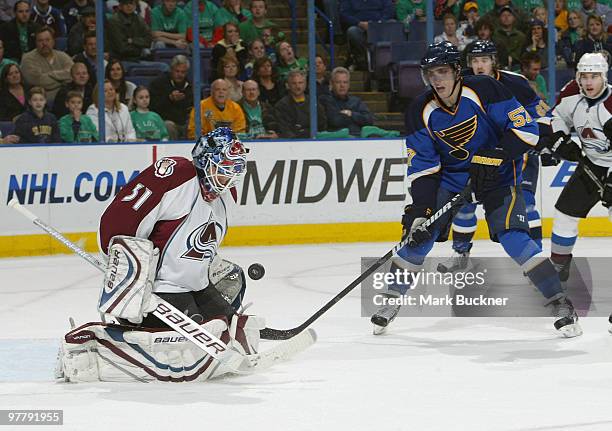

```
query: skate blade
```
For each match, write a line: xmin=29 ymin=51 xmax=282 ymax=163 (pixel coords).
xmin=558 ymin=322 xmax=583 ymax=338
xmin=373 ymin=324 xmax=387 ymax=335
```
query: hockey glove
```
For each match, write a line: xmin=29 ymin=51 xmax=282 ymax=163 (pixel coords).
xmin=539 ymin=148 xmax=561 ymax=167
xmin=402 ymin=204 xmax=433 ymax=247
xmin=547 ymin=131 xmax=582 ymax=162
xmin=469 ymin=148 xmax=508 ymax=201
xmin=602 ymin=172 xmax=612 ymax=208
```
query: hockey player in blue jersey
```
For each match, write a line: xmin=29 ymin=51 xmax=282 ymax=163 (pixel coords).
xmin=437 ymin=40 xmax=554 ymax=273
xmin=370 ymin=41 xmax=581 ymax=337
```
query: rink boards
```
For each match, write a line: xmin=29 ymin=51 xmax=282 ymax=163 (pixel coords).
xmin=0 ymin=139 xmax=610 ymax=257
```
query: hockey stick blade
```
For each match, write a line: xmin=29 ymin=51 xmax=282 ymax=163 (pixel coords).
xmin=260 ymin=184 xmax=473 ymax=340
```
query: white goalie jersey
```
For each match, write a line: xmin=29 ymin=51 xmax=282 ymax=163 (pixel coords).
xmin=551 ymin=80 xmax=612 ymax=168
xmin=98 ymin=157 xmax=234 ymax=294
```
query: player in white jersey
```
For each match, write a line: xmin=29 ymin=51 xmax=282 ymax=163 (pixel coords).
xmin=538 ymin=53 xmax=612 ymax=327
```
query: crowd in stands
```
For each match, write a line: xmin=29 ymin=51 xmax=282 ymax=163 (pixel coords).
xmin=1 ymin=0 xmax=611 ymax=144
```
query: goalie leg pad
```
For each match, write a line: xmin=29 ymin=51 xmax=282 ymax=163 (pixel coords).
xmin=100 ymin=236 xmax=159 ymax=324
xmin=57 ymin=320 xmax=235 ymax=383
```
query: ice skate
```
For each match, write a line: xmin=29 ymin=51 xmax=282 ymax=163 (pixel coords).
xmin=371 ymin=293 xmax=401 ymax=335
xmin=437 ymin=250 xmax=473 ymax=273
xmin=551 ymin=297 xmax=582 ymax=338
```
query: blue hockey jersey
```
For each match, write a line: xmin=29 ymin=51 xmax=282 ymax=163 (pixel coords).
xmin=405 ymin=74 xmax=539 ymax=195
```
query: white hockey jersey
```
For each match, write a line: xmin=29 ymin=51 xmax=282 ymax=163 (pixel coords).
xmin=98 ymin=157 xmax=232 ymax=294
xmin=551 ymin=80 xmax=612 ymax=168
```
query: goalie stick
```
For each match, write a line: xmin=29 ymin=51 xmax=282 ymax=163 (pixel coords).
xmin=261 ymin=182 xmax=473 ymax=340
xmin=7 ymin=199 xmax=245 ymax=372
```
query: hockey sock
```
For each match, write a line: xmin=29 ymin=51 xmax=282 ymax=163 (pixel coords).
xmin=523 ymin=190 xmax=542 ymax=249
xmin=551 ymin=210 xmax=579 ymax=255
xmin=387 ymin=261 xmax=420 ymax=295
xmin=523 ymin=258 xmax=565 ymax=300
xmin=498 ymin=229 xmax=542 ymax=266
xmin=451 ymin=203 xmax=477 ymax=253
xmin=551 ymin=233 xmax=577 ymax=256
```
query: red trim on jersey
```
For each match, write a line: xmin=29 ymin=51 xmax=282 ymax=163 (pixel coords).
xmin=99 ymin=157 xmax=197 ymax=253
xmin=557 ymin=79 xmax=579 ymax=105
xmin=152 ymin=145 xmax=157 ymax=163
xmin=149 ymin=217 xmax=187 ymax=254
xmin=603 ymin=91 xmax=612 ymax=113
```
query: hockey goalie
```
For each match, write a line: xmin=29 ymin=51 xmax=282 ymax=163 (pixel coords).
xmin=56 ymin=127 xmax=269 ymax=382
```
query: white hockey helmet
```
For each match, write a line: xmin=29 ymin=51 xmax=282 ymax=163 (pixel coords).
xmin=575 ymin=53 xmax=609 ymax=98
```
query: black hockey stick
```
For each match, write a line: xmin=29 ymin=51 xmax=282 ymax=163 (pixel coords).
xmin=578 ymin=155 xmax=605 ymax=194
xmin=260 ymin=182 xmax=473 ymax=340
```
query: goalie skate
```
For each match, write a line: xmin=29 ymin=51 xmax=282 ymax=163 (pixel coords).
xmin=551 ymin=297 xmax=582 ymax=338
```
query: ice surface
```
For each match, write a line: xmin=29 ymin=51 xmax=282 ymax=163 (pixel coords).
xmin=1 ymin=238 xmax=612 ymax=431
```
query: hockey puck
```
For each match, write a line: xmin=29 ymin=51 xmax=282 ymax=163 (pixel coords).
xmin=248 ymin=263 xmax=265 ymax=280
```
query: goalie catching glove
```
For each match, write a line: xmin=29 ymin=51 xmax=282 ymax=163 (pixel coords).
xmin=99 ymin=236 xmax=158 ymax=324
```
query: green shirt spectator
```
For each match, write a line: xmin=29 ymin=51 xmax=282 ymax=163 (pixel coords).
xmin=59 ymin=114 xmax=98 ymax=142
xmin=184 ymin=0 xmax=219 ymax=41
xmin=238 ymin=0 xmax=277 ymax=45
xmin=151 ymin=2 xmax=189 ymax=34
xmin=130 ymin=110 xmax=170 ymax=141
xmin=213 ymin=3 xmax=252 ymax=28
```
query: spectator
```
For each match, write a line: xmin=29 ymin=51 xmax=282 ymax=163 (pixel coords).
xmin=30 ymin=0 xmax=66 ymax=37
xmin=213 ymin=0 xmax=251 ymax=30
xmin=136 ymin=0 xmax=151 ymax=26
xmin=558 ymin=10 xmax=584 ymax=67
xmin=72 ymin=31 xmax=106 ymax=85
xmin=0 ymin=0 xmax=17 ymax=23
xmin=523 ymin=18 xmax=548 ymax=68
xmin=187 ymin=78 xmax=246 ymax=139
xmin=463 ymin=18 xmax=510 ymax=69
xmin=554 ymin=0 xmax=569 ymax=33
xmin=107 ymin=0 xmax=168 ymax=72
xmin=151 ymin=0 xmax=189 ymax=49
xmin=520 ymin=52 xmax=547 ymax=100
xmin=86 ymin=79 xmax=137 ymax=142
xmin=276 ymin=41 xmax=307 ymax=82
xmin=218 ymin=55 xmax=243 ymax=102
xmin=579 ymin=0 xmax=612 ymax=28
xmin=53 ymin=61 xmax=92 ymax=118
xmin=434 ymin=0 xmax=460 ymax=20
xmin=239 ymin=0 xmax=277 ymax=46
xmin=130 ymin=86 xmax=170 ymax=141
xmin=58 ymin=90 xmax=98 ymax=142
xmin=274 ymin=70 xmax=326 ymax=139
xmin=532 ymin=7 xmax=548 ymax=28
xmin=14 ymin=86 xmax=60 ymax=143
xmin=459 ymin=1 xmax=480 ymax=39
xmin=243 ymin=38 xmax=266 ymax=79
xmin=0 ymin=39 xmax=17 ymax=75
xmin=397 ymin=0 xmax=426 ymax=32
xmin=184 ymin=0 xmax=219 ymax=46
xmin=66 ymin=4 xmax=94 ymax=56
xmin=315 ymin=54 xmax=331 ymax=97
xmin=211 ymin=22 xmax=248 ymax=80
xmin=0 ymin=63 xmax=27 ymax=120
xmin=252 ymin=56 xmax=285 ymax=105
xmin=492 ymin=6 xmax=526 ymax=69
xmin=572 ymin=14 xmax=612 ymax=68
xmin=319 ymin=66 xmax=374 ymax=136
xmin=238 ymin=79 xmax=278 ymax=139
xmin=149 ymin=54 xmax=193 ymax=140
xmin=434 ymin=13 xmax=469 ymax=51
xmin=0 ymin=129 xmax=19 ymax=144
xmin=105 ymin=59 xmax=136 ymax=107
xmin=484 ymin=0 xmax=529 ymax=33
xmin=340 ymin=0 xmax=394 ymax=71
xmin=62 ymin=0 xmax=93 ymax=33
xmin=261 ymin=27 xmax=277 ymax=62
xmin=0 ymin=0 xmax=38 ymax=62
xmin=20 ymin=26 xmax=73 ymax=102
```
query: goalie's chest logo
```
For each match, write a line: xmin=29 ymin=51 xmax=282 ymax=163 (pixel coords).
xmin=181 ymin=221 xmax=219 ymax=261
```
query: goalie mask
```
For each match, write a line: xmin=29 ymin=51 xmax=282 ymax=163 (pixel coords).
xmin=576 ymin=53 xmax=609 ymax=99
xmin=192 ymin=127 xmax=248 ymax=201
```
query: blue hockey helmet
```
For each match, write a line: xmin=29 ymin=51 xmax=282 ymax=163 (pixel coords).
xmin=420 ymin=41 xmax=462 ymax=86
xmin=192 ymin=127 xmax=248 ymax=201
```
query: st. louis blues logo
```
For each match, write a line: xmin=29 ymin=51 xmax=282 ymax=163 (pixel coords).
xmin=154 ymin=158 xmax=177 ymax=178
xmin=434 ymin=115 xmax=478 ymax=160
xmin=181 ymin=220 xmax=219 ymax=261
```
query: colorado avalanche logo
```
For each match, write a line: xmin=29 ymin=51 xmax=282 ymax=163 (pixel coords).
xmin=154 ymin=158 xmax=177 ymax=178
xmin=577 ymin=123 xmax=610 ymax=154
xmin=181 ymin=221 xmax=218 ymax=261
